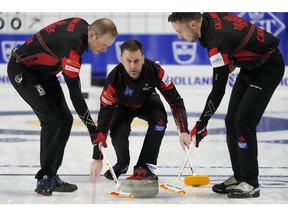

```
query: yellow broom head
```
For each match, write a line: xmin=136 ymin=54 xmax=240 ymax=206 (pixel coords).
xmin=184 ymin=175 xmax=210 ymax=186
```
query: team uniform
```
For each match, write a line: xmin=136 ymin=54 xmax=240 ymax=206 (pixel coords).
xmin=93 ymin=59 xmax=189 ymax=178
xmin=7 ymin=18 xmax=96 ymax=193
xmin=198 ymin=13 xmax=284 ymax=195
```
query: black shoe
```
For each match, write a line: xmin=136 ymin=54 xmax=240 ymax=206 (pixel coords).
xmin=104 ymin=163 xmax=128 ymax=180
xmin=51 ymin=175 xmax=78 ymax=192
xmin=35 ymin=175 xmax=53 ymax=196
xmin=212 ymin=176 xmax=239 ymax=194
xmin=127 ymin=163 xmax=158 ymax=180
xmin=228 ymin=182 xmax=260 ymax=198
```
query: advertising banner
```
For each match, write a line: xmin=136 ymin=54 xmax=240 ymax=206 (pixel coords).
xmin=0 ymin=12 xmax=287 ymax=86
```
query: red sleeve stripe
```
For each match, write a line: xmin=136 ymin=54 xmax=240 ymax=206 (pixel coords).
xmin=170 ymin=103 xmax=186 ymax=132
xmin=61 ymin=50 xmax=81 ymax=78
xmin=68 ymin=49 xmax=80 ymax=62
xmin=100 ymin=84 xmax=117 ymax=106
xmin=61 ymin=57 xmax=81 ymax=78
xmin=222 ymin=53 xmax=229 ymax=65
xmin=162 ymin=95 xmax=186 ymax=132
xmin=209 ymin=48 xmax=229 ymax=67
xmin=158 ymin=67 xmax=173 ymax=90
xmin=208 ymin=47 xmax=219 ymax=58
xmin=158 ymin=67 xmax=165 ymax=79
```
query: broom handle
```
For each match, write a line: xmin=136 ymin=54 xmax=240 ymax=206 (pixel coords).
xmin=99 ymin=143 xmax=122 ymax=191
xmin=174 ymin=136 xmax=196 ymax=185
xmin=185 ymin=138 xmax=197 ymax=176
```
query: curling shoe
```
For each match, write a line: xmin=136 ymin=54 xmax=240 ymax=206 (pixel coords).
xmin=35 ymin=175 xmax=53 ymax=196
xmin=212 ymin=176 xmax=239 ymax=194
xmin=127 ymin=163 xmax=158 ymax=180
xmin=228 ymin=182 xmax=260 ymax=198
xmin=51 ymin=175 xmax=78 ymax=192
xmin=104 ymin=163 xmax=128 ymax=180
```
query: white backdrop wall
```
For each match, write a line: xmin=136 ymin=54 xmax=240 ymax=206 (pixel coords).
xmin=0 ymin=12 xmax=173 ymax=34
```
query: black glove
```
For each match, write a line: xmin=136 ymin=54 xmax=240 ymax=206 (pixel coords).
xmin=190 ymin=121 xmax=208 ymax=147
xmin=89 ymin=130 xmax=107 ymax=147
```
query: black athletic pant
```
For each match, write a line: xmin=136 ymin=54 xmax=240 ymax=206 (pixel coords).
xmin=7 ymin=56 xmax=73 ymax=180
xmin=225 ymin=49 xmax=285 ymax=187
xmin=109 ymin=92 xmax=167 ymax=168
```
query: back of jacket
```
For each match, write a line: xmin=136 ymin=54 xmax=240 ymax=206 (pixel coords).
xmin=14 ymin=17 xmax=88 ymax=76
xmin=199 ymin=12 xmax=279 ymax=69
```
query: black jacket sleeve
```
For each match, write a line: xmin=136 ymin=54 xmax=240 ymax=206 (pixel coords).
xmin=95 ymin=72 xmax=118 ymax=135
xmin=92 ymin=76 xmax=117 ymax=160
xmin=161 ymin=86 xmax=189 ymax=134
xmin=63 ymin=73 xmax=96 ymax=131
xmin=91 ymin=95 xmax=116 ymax=160
xmin=157 ymin=66 xmax=189 ymax=133
xmin=199 ymin=65 xmax=230 ymax=123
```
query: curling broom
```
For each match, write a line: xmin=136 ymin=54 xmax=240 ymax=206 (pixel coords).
xmin=99 ymin=143 xmax=134 ymax=198
xmin=183 ymin=138 xmax=210 ymax=186
xmin=159 ymin=136 xmax=197 ymax=194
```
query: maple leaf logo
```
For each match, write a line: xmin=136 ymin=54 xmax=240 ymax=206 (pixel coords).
xmin=157 ymin=119 xmax=165 ymax=126
xmin=238 ymin=136 xmax=246 ymax=142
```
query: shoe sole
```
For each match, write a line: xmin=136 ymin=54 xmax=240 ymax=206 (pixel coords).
xmin=53 ymin=186 xmax=78 ymax=192
xmin=212 ymin=184 xmax=239 ymax=194
xmin=227 ymin=189 xmax=260 ymax=198
xmin=104 ymin=172 xmax=114 ymax=180
xmin=35 ymin=188 xmax=52 ymax=196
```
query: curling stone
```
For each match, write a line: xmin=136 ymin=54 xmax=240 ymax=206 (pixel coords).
xmin=121 ymin=179 xmax=159 ymax=198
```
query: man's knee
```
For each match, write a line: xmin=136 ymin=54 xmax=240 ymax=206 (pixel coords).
xmin=225 ymin=115 xmax=234 ymax=129
xmin=234 ymin=115 xmax=254 ymax=132
xmin=40 ymin=112 xmax=73 ymax=128
xmin=62 ymin=112 xmax=73 ymax=128
xmin=150 ymin=118 xmax=167 ymax=133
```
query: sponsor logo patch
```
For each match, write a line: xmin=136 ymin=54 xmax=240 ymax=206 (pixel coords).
xmin=35 ymin=84 xmax=46 ymax=96
xmin=238 ymin=136 xmax=248 ymax=149
xmin=101 ymin=96 xmax=112 ymax=106
xmin=162 ymin=72 xmax=171 ymax=87
xmin=64 ymin=65 xmax=80 ymax=73
xmin=155 ymin=125 xmax=166 ymax=132
xmin=209 ymin=52 xmax=225 ymax=68
xmin=155 ymin=119 xmax=166 ymax=132
xmin=238 ymin=141 xmax=248 ymax=149
xmin=124 ymin=86 xmax=133 ymax=97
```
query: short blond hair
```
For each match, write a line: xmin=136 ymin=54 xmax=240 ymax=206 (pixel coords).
xmin=89 ymin=18 xmax=118 ymax=37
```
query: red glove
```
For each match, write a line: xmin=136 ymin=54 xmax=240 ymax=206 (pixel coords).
xmin=89 ymin=130 xmax=107 ymax=148
xmin=190 ymin=121 xmax=208 ymax=147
